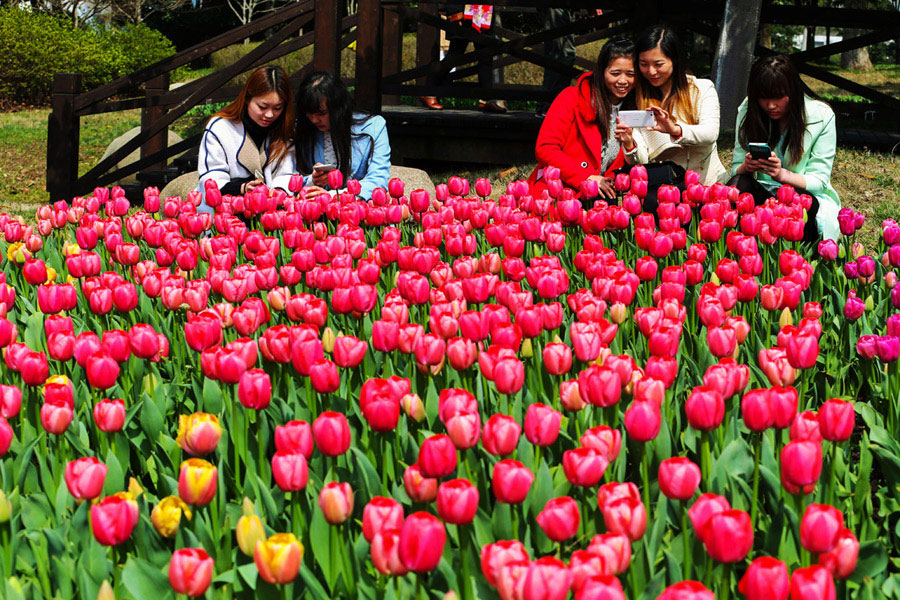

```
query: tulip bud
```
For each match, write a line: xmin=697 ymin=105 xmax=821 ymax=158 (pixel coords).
xmin=237 ymin=510 xmax=267 ymax=557
xmin=178 ymin=459 xmax=217 ymax=506
xmin=658 ymin=457 xmax=701 ymax=501
xmin=168 ymin=548 xmax=214 ymax=597
xmin=403 ymin=463 xmax=438 ymax=503
xmin=536 ymin=496 xmax=580 ymax=542
xmin=401 ymin=393 xmax=426 ymax=422
xmin=319 ymin=481 xmax=354 ymax=524
xmin=255 ymin=533 xmax=303 ymax=584
xmin=151 ymin=496 xmax=192 ymax=538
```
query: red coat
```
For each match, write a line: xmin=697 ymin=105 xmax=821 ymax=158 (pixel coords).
xmin=528 ymin=72 xmax=626 ymax=197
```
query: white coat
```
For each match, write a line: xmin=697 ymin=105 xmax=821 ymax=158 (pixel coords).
xmin=196 ymin=116 xmax=297 ymax=205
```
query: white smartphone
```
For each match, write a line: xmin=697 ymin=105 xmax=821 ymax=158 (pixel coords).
xmin=314 ymin=163 xmax=337 ymax=172
xmin=618 ymin=110 xmax=657 ymax=128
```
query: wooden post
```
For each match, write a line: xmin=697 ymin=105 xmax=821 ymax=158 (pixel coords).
xmin=356 ymin=0 xmax=384 ymax=112
xmin=712 ymin=0 xmax=763 ymax=131
xmin=46 ymin=73 xmax=81 ymax=203
xmin=382 ymin=5 xmax=402 ymax=105
xmin=314 ymin=0 xmax=342 ymax=74
xmin=141 ymin=73 xmax=170 ymax=173
xmin=415 ymin=2 xmax=439 ymax=87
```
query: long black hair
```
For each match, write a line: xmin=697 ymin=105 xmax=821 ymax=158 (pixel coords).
xmin=634 ymin=25 xmax=697 ymax=125
xmin=739 ymin=55 xmax=808 ymax=167
xmin=294 ymin=71 xmax=372 ymax=181
xmin=590 ymin=38 xmax=636 ymax=140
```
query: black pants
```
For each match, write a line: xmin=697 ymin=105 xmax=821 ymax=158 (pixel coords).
xmin=427 ymin=26 xmax=502 ymax=89
xmin=727 ymin=174 xmax=820 ymax=243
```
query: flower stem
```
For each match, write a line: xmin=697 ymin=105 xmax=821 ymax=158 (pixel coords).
xmin=750 ymin=433 xmax=762 ymax=530
xmin=681 ymin=504 xmax=692 ymax=580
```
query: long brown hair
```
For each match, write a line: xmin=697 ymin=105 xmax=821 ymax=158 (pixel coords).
xmin=739 ymin=55 xmax=807 ymax=167
xmin=635 ymin=25 xmax=698 ymax=125
xmin=214 ymin=65 xmax=294 ymax=168
xmin=590 ymin=38 xmax=636 ymax=140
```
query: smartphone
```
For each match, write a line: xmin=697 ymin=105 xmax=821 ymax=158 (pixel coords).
xmin=748 ymin=143 xmax=772 ymax=160
xmin=314 ymin=163 xmax=337 ymax=172
xmin=618 ymin=110 xmax=657 ymax=128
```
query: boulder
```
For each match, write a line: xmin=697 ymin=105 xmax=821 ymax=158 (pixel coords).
xmin=390 ymin=165 xmax=435 ymax=197
xmin=99 ymin=127 xmax=185 ymax=185
xmin=160 ymin=171 xmax=199 ymax=200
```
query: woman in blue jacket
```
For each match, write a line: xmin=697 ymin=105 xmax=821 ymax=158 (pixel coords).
xmin=729 ymin=55 xmax=840 ymax=241
xmin=294 ymin=71 xmax=391 ymax=200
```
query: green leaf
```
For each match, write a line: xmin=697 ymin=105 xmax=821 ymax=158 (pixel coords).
xmin=122 ymin=556 xmax=173 ymax=600
xmin=23 ymin=309 xmax=45 ymax=352
xmin=350 ymin=446 xmax=381 ymax=501
xmin=139 ymin=393 xmax=164 ymax=443
xmin=203 ymin=378 xmax=224 ymax=415
xmin=309 ymin=505 xmax=335 ymax=591
xmin=851 ymin=540 xmax=889 ymax=584
xmin=299 ymin=564 xmax=332 ymax=600
xmin=102 ymin=447 xmax=124 ymax=496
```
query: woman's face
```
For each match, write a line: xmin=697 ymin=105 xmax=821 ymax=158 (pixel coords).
xmin=638 ymin=46 xmax=674 ymax=89
xmin=306 ymin=100 xmax=330 ymax=132
xmin=758 ymin=95 xmax=790 ymax=121
xmin=247 ymin=91 xmax=284 ymax=128
xmin=604 ymin=56 xmax=635 ymax=100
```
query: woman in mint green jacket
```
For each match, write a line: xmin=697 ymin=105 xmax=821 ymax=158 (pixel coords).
xmin=729 ymin=55 xmax=840 ymax=241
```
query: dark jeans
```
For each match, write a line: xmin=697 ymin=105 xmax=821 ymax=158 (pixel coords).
xmin=427 ymin=24 xmax=502 ymax=89
xmin=537 ymin=8 xmax=576 ymax=112
xmin=727 ymin=173 xmax=820 ymax=242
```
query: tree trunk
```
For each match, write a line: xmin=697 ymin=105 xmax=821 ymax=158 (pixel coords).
xmin=841 ymin=28 xmax=873 ymax=70
xmin=713 ymin=0 xmax=764 ymax=131
xmin=841 ymin=0 xmax=873 ymax=70
xmin=758 ymin=23 xmax=772 ymax=49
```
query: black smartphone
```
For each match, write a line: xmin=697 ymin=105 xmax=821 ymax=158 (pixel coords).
xmin=748 ymin=142 xmax=772 ymax=160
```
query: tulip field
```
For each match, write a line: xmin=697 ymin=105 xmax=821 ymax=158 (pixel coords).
xmin=0 ymin=166 xmax=899 ymax=600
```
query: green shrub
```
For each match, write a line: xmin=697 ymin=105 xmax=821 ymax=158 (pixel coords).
xmin=0 ymin=7 xmax=175 ymax=104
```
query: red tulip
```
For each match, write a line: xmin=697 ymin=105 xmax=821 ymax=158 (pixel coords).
xmin=562 ymin=447 xmax=609 ymax=487
xmin=741 ymin=388 xmax=775 ymax=431
xmin=318 ymin=481 xmax=354 ymax=524
xmin=783 ymin=330 xmax=819 ymax=370
xmin=64 ymin=457 xmax=107 ymax=501
xmin=371 ymin=528 xmax=409 ymax=576
xmin=481 ymin=540 xmax=530 ymax=588
xmin=586 ymin=532 xmax=631 ymax=575
xmin=738 ymin=556 xmax=790 ymax=600
xmin=0 ymin=385 xmax=21 ymax=419
xmin=90 ymin=494 xmax=139 ymax=546
xmin=436 ymin=478 xmax=479 ymax=525
xmin=780 ymin=440 xmax=822 ymax=495
xmin=536 ymin=496 xmax=580 ymax=542
xmin=418 ymin=434 xmax=458 ymax=479
xmin=575 ymin=575 xmax=626 ymax=600
xmin=493 ymin=356 xmax=525 ymax=394
xmin=624 ymin=399 xmax=661 ymax=442
xmin=800 ymin=504 xmax=844 ymax=553
xmin=688 ymin=493 xmax=731 ymax=543
xmin=599 ymin=493 xmax=647 ymax=542
xmin=403 ymin=463 xmax=437 ymax=502
xmin=274 ymin=420 xmax=313 ymax=457
xmin=482 ymin=414 xmax=521 ymax=457
xmin=445 ymin=412 xmax=481 ymax=450
xmin=238 ymin=368 xmax=271 ymax=410
xmin=271 ymin=450 xmax=309 ymax=492
xmin=657 ymin=581 xmax=715 ymax=600
xmin=789 ymin=565 xmax=836 ymax=600
xmin=685 ymin=386 xmax=725 ymax=431
xmin=85 ymin=352 xmax=120 ymax=390
xmin=41 ymin=398 xmax=73 ymax=435
xmin=168 ymin=548 xmax=214 ymax=597
xmin=703 ymin=509 xmax=753 ymax=562
xmin=817 ymin=398 xmax=854 ymax=442
xmin=312 ymin=411 xmax=351 ymax=456
xmin=542 ymin=343 xmax=572 ymax=375
xmin=362 ymin=496 xmax=404 ymax=543
xmin=93 ymin=398 xmax=125 ymax=433
xmin=580 ymin=425 xmax=622 ymax=462
xmin=819 ymin=528 xmax=858 ymax=580
xmin=398 ymin=512 xmax=446 ymax=573
xmin=658 ymin=457 xmax=701 ymax=501
xmin=309 ymin=359 xmax=340 ymax=393
xmin=522 ymin=556 xmax=573 ymax=600
xmin=524 ymin=403 xmax=562 ymax=447
xmin=19 ymin=350 xmax=49 ymax=386
xmin=492 ymin=459 xmax=535 ymax=504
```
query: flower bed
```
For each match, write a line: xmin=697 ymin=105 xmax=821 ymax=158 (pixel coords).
xmin=0 ymin=166 xmax=897 ymax=600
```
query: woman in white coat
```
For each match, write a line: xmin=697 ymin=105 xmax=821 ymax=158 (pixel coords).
xmin=633 ymin=25 xmax=727 ymax=212
xmin=197 ymin=65 xmax=296 ymax=213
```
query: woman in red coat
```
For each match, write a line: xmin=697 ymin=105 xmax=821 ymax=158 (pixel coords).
xmin=528 ymin=38 xmax=647 ymax=199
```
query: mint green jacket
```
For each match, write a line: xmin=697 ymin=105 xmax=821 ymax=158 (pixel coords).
xmin=731 ymin=96 xmax=841 ymax=240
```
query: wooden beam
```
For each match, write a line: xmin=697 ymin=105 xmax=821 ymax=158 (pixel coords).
xmin=86 ymin=134 xmax=203 ymax=193
xmin=314 ymin=0 xmax=342 ymax=73
xmin=77 ymin=12 xmax=310 ymax=187
xmin=790 ymin=28 xmax=898 ymax=64
xmin=140 ymin=73 xmax=169 ymax=172
xmin=381 ymin=83 xmax=557 ymax=102
xmin=382 ymin=6 xmax=402 ymax=105
xmin=762 ymin=5 xmax=900 ymax=28
xmin=75 ymin=0 xmax=313 ymax=111
xmin=355 ymin=0 xmax=383 ymax=112
xmin=415 ymin=2 xmax=439 ymax=87
xmin=46 ymin=73 xmax=81 ymax=203
xmin=385 ymin=10 xmax=617 ymax=85
xmin=798 ymin=62 xmax=900 ymax=112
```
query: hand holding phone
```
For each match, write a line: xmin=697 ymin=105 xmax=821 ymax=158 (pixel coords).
xmin=314 ymin=163 xmax=337 ymax=173
xmin=748 ymin=143 xmax=773 ymax=160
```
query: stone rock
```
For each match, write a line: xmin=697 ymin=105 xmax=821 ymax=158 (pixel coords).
xmin=100 ymin=127 xmax=184 ymax=185
xmin=160 ymin=171 xmax=199 ymax=200
xmin=390 ymin=165 xmax=434 ymax=197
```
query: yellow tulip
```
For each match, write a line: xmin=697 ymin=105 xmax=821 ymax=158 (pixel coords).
xmin=177 ymin=459 xmax=217 ymax=506
xmin=150 ymin=496 xmax=192 ymax=538
xmin=254 ymin=533 xmax=303 ymax=584
xmin=176 ymin=413 xmax=222 ymax=457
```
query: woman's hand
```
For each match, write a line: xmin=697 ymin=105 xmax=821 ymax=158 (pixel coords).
xmin=312 ymin=164 xmax=330 ymax=187
xmin=647 ymin=106 xmax=683 ymax=138
xmin=242 ymin=179 xmax=263 ymax=194
xmin=304 ymin=185 xmax=329 ymax=199
xmin=588 ymin=175 xmax=616 ymax=199
xmin=758 ymin=154 xmax=784 ymax=182
xmin=613 ymin=118 xmax=635 ymax=151
xmin=738 ymin=155 xmax=766 ymax=175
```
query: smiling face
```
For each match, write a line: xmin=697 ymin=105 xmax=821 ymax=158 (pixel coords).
xmin=604 ymin=56 xmax=636 ymax=100
xmin=758 ymin=95 xmax=790 ymax=122
xmin=638 ymin=46 xmax=674 ymax=91
xmin=246 ymin=91 xmax=284 ymax=128
xmin=306 ymin=100 xmax=331 ymax=133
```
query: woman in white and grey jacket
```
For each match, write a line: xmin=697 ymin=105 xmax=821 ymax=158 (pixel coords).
xmin=632 ymin=25 xmax=727 ymax=211
xmin=197 ymin=65 xmax=297 ymax=213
